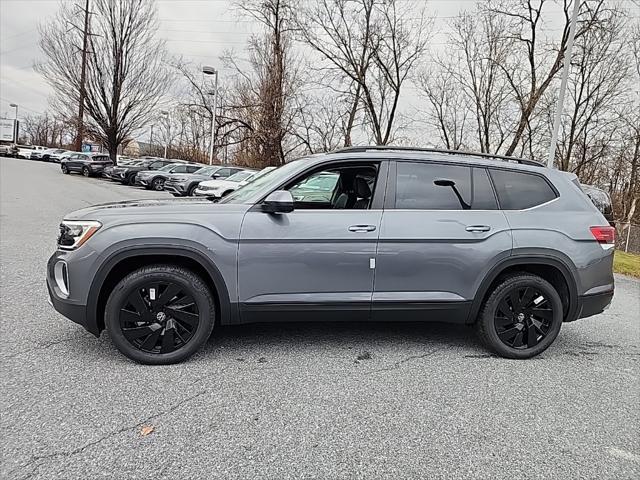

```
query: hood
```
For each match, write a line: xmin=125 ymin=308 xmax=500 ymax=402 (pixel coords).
xmin=199 ymin=179 xmax=237 ymax=189
xmin=166 ymin=173 xmax=210 ymax=182
xmin=64 ymin=197 xmax=249 ymax=221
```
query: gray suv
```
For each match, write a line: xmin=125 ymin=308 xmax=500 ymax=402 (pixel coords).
xmin=46 ymin=147 xmax=615 ymax=364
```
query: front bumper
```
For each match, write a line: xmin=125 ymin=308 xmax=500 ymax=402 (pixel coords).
xmin=577 ymin=290 xmax=614 ymax=319
xmin=164 ymin=183 xmax=187 ymax=195
xmin=46 ymin=252 xmax=99 ymax=336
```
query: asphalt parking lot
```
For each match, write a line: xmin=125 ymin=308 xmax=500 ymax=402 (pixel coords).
xmin=1 ymin=157 xmax=639 ymax=479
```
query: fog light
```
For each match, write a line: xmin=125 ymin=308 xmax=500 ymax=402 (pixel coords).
xmin=54 ymin=261 xmax=69 ymax=297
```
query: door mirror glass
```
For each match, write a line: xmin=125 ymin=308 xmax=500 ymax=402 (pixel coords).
xmin=262 ymin=190 xmax=294 ymax=213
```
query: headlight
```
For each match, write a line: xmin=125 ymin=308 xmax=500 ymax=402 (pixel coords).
xmin=58 ymin=220 xmax=102 ymax=250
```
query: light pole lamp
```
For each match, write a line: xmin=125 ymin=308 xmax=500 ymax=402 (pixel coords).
xmin=202 ymin=66 xmax=219 ymax=165
xmin=160 ymin=110 xmax=170 ymax=159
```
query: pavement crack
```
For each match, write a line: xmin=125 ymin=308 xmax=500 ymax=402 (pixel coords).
xmin=368 ymin=348 xmax=442 ymax=374
xmin=9 ymin=390 xmax=207 ymax=477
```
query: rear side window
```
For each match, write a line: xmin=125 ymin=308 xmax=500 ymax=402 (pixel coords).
xmin=395 ymin=162 xmax=497 ymax=210
xmin=186 ymin=165 xmax=200 ymax=173
xmin=92 ymin=155 xmax=109 ymax=162
xmin=489 ymin=169 xmax=556 ymax=210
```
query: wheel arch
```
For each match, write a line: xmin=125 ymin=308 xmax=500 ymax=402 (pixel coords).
xmin=468 ymin=255 xmax=579 ymax=324
xmin=87 ymin=246 xmax=232 ymax=335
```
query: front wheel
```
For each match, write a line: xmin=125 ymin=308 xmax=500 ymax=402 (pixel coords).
xmin=475 ymin=273 xmax=563 ymax=359
xmin=61 ymin=164 xmax=69 ymax=174
xmin=152 ymin=178 xmax=165 ymax=191
xmin=105 ymin=265 xmax=216 ymax=364
xmin=82 ymin=166 xmax=91 ymax=177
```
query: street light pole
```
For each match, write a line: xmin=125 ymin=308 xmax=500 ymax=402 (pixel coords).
xmin=160 ymin=111 xmax=170 ymax=158
xmin=202 ymin=66 xmax=219 ymax=165
xmin=9 ymin=103 xmax=18 ymax=142
xmin=547 ymin=0 xmax=581 ymax=168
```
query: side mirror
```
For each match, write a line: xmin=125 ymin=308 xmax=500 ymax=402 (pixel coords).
xmin=212 ymin=173 xmax=220 ymax=178
xmin=262 ymin=190 xmax=294 ymax=214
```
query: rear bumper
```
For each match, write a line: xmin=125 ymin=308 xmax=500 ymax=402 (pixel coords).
xmin=576 ymin=290 xmax=614 ymax=319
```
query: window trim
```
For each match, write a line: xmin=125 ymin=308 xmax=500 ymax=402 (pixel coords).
xmin=385 ymin=160 xmax=557 ymax=212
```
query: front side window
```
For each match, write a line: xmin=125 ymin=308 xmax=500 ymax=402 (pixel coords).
xmin=185 ymin=165 xmax=201 ymax=173
xmin=489 ymin=169 xmax=556 ymax=210
xmin=286 ymin=164 xmax=378 ymax=209
xmin=171 ymin=165 xmax=188 ymax=173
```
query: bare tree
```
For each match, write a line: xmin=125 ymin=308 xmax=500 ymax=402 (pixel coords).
xmin=21 ymin=112 xmax=74 ymax=147
xmin=38 ymin=0 xmax=170 ymax=162
xmin=487 ymin=0 xmax=608 ymax=156
xmin=296 ymin=0 xmax=430 ymax=146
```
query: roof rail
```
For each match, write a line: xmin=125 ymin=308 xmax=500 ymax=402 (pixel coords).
xmin=329 ymin=146 xmax=544 ymax=167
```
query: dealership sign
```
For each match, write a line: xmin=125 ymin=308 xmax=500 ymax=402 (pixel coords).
xmin=0 ymin=118 xmax=17 ymax=142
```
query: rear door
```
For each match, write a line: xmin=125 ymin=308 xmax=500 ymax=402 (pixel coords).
xmin=372 ymin=160 xmax=512 ymax=323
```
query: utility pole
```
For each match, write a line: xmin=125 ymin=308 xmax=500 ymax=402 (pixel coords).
xmin=547 ymin=0 xmax=581 ymax=168
xmin=75 ymin=0 xmax=90 ymax=153
xmin=202 ymin=66 xmax=219 ymax=165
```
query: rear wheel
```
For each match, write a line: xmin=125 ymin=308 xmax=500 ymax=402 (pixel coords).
xmin=105 ymin=265 xmax=215 ymax=364
xmin=475 ymin=273 xmax=563 ymax=359
xmin=82 ymin=166 xmax=91 ymax=177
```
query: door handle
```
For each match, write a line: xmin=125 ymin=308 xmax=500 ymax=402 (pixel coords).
xmin=466 ymin=225 xmax=491 ymax=232
xmin=349 ymin=225 xmax=376 ymax=232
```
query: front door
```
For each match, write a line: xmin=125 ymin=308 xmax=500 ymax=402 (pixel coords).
xmin=237 ymin=161 xmax=387 ymax=322
xmin=372 ymin=160 xmax=512 ymax=323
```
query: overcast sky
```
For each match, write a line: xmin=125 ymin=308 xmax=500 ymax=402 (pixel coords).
xmin=0 ymin=0 xmax=601 ymax=139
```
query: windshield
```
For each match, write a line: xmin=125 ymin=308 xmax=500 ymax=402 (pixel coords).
xmin=227 ymin=170 xmax=256 ymax=182
xmin=220 ymin=161 xmax=304 ymax=204
xmin=194 ymin=166 xmax=218 ymax=176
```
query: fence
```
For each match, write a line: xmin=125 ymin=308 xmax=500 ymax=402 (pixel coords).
xmin=616 ymin=223 xmax=640 ymax=254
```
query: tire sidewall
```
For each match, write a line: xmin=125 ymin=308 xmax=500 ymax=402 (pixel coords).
xmin=82 ymin=167 xmax=90 ymax=177
xmin=152 ymin=178 xmax=164 ymax=191
xmin=480 ymin=276 xmax=563 ymax=359
xmin=105 ymin=267 xmax=215 ymax=364
xmin=61 ymin=165 xmax=68 ymax=174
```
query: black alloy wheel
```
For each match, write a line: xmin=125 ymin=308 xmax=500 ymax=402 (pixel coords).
xmin=152 ymin=177 xmax=165 ymax=191
xmin=475 ymin=273 xmax=563 ymax=359
xmin=61 ymin=164 xmax=69 ymax=174
xmin=82 ymin=166 xmax=90 ymax=177
xmin=105 ymin=265 xmax=216 ymax=364
xmin=119 ymin=281 xmax=199 ymax=354
xmin=493 ymin=286 xmax=553 ymax=349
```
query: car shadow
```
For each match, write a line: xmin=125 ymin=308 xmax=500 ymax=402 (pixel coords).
xmin=204 ymin=321 xmax=485 ymax=356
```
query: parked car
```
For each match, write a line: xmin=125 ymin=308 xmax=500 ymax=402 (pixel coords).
xmin=0 ymin=144 xmax=13 ymax=156
xmin=164 ymin=165 xmax=247 ymax=197
xmin=102 ymin=159 xmax=141 ymax=179
xmin=46 ymin=146 xmax=615 ymax=364
xmin=110 ymin=158 xmax=182 ymax=185
xmin=61 ymin=152 xmax=113 ymax=176
xmin=581 ymin=184 xmax=615 ymax=227
xmin=42 ymin=148 xmax=70 ymax=163
xmin=16 ymin=145 xmax=35 ymax=159
xmin=27 ymin=146 xmax=49 ymax=160
xmin=135 ymin=163 xmax=202 ymax=191
xmin=193 ymin=169 xmax=260 ymax=198
xmin=194 ymin=167 xmax=275 ymax=197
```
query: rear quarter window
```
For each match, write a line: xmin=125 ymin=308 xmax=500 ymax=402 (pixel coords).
xmin=489 ymin=169 xmax=557 ymax=210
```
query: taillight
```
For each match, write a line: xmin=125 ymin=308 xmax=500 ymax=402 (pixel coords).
xmin=589 ymin=226 xmax=615 ymax=244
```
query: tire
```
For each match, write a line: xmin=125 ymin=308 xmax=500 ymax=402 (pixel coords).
xmin=127 ymin=174 xmax=137 ymax=186
xmin=475 ymin=273 xmax=563 ymax=359
xmin=61 ymin=164 xmax=69 ymax=174
xmin=152 ymin=177 xmax=165 ymax=191
xmin=82 ymin=166 xmax=91 ymax=177
xmin=105 ymin=265 xmax=216 ymax=365
xmin=187 ymin=184 xmax=197 ymax=196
